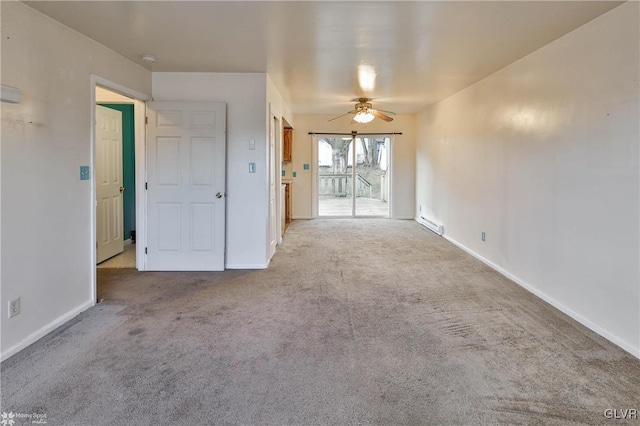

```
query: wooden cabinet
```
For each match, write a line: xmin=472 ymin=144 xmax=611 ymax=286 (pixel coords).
xmin=283 ymin=127 xmax=292 ymax=163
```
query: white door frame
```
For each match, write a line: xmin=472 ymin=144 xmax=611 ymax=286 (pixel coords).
xmin=388 ymin=134 xmax=395 ymax=219
xmin=90 ymin=75 xmax=150 ymax=303
xmin=311 ymin=134 xmax=318 ymax=218
xmin=274 ymin=114 xmax=282 ymax=245
xmin=268 ymin=103 xmax=282 ymax=249
xmin=268 ymin=114 xmax=278 ymax=258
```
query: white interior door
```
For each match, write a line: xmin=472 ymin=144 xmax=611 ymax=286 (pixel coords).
xmin=146 ymin=101 xmax=226 ymax=271
xmin=96 ymin=105 xmax=124 ymax=263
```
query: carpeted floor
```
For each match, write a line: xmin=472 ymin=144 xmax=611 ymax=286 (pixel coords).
xmin=2 ymin=219 xmax=639 ymax=425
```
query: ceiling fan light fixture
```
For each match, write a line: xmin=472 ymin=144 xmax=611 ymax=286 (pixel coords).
xmin=328 ymin=98 xmax=394 ymax=123
xmin=354 ymin=111 xmax=375 ymax=124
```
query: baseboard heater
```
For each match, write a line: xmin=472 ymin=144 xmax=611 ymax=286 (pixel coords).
xmin=419 ymin=216 xmax=444 ymax=236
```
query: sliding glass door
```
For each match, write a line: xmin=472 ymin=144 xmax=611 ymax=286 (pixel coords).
xmin=317 ymin=135 xmax=390 ymax=218
xmin=318 ymin=136 xmax=353 ymax=216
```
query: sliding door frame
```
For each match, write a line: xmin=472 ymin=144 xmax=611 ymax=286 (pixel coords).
xmin=311 ymin=131 xmax=400 ymax=219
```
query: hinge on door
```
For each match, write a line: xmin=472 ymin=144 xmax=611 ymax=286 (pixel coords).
xmin=145 ymin=247 xmax=148 ymax=254
xmin=145 ymin=182 xmax=148 ymax=190
xmin=145 ymin=116 xmax=148 ymax=124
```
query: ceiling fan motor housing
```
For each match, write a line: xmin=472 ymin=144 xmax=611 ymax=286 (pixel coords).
xmin=356 ymin=99 xmax=373 ymax=112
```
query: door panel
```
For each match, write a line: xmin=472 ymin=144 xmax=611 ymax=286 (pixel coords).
xmin=318 ymin=137 xmax=353 ymax=217
xmin=191 ymin=138 xmax=215 ymax=185
xmin=157 ymin=202 xmax=181 ymax=251
xmin=96 ymin=105 xmax=124 ymax=263
xmin=355 ymin=137 xmax=389 ymax=217
xmin=191 ymin=203 xmax=214 ymax=251
xmin=146 ymin=102 xmax=226 ymax=271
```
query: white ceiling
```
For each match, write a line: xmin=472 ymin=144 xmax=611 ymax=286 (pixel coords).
xmin=24 ymin=1 xmax=623 ymax=115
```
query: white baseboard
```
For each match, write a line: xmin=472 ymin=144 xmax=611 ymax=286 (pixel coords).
xmin=225 ymin=263 xmax=269 ymax=270
xmin=1 ymin=299 xmax=95 ymax=362
xmin=443 ymin=234 xmax=640 ymax=360
xmin=124 ymin=238 xmax=132 ymax=246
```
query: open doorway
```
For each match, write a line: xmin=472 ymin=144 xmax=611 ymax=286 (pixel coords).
xmin=90 ymin=77 xmax=148 ymax=304
xmin=317 ymin=134 xmax=391 ymax=217
xmin=95 ymin=86 xmax=136 ymax=269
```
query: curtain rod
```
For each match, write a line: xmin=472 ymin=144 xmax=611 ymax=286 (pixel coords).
xmin=308 ymin=131 xmax=402 ymax=136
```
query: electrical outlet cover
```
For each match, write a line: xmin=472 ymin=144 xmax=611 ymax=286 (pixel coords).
xmin=293 ymin=171 xmax=297 ymax=177
xmin=8 ymin=297 xmax=20 ymax=318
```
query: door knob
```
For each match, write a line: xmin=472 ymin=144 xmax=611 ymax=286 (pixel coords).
xmin=119 ymin=186 xmax=125 ymax=193
xmin=216 ymin=192 xmax=224 ymax=199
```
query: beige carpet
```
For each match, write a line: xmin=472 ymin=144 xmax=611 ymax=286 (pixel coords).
xmin=2 ymin=219 xmax=639 ymax=425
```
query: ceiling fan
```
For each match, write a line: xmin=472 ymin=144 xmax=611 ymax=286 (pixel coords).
xmin=329 ymin=98 xmax=395 ymax=123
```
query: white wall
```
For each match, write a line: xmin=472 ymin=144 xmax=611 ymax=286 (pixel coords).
xmin=288 ymin=115 xmax=416 ymax=219
xmin=152 ymin=73 xmax=270 ymax=268
xmin=1 ymin=2 xmax=151 ymax=360
xmin=415 ymin=2 xmax=639 ymax=357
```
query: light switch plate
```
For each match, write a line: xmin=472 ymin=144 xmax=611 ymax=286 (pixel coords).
xmin=293 ymin=171 xmax=297 ymax=178
xmin=249 ymin=163 xmax=256 ymax=173
xmin=79 ymin=166 xmax=90 ymax=180
xmin=303 ymin=164 xmax=310 ymax=170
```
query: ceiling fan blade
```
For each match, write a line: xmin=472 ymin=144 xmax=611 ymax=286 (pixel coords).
xmin=328 ymin=110 xmax=358 ymax=122
xmin=375 ymin=108 xmax=396 ymax=115
xmin=372 ymin=110 xmax=393 ymax=122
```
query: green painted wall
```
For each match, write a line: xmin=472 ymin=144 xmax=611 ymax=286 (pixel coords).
xmin=98 ymin=103 xmax=136 ymax=241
